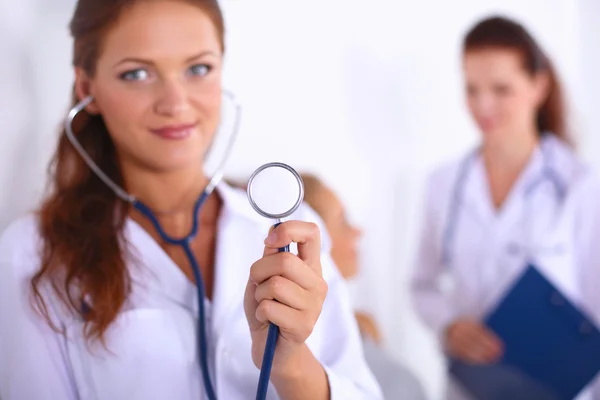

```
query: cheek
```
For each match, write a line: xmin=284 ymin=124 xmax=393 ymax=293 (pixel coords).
xmin=95 ymin=85 xmax=150 ymax=141
xmin=502 ymin=91 xmax=537 ymax=120
xmin=190 ymin=79 xmax=223 ymax=138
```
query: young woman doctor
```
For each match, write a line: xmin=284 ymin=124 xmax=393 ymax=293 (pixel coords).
xmin=0 ymin=1 xmax=382 ymax=399
xmin=411 ymin=16 xmax=600 ymax=400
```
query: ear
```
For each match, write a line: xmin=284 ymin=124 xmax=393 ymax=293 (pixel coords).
xmin=532 ymin=71 xmax=551 ymax=107
xmin=74 ymin=67 xmax=100 ymax=114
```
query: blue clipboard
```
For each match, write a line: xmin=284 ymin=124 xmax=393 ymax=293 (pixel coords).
xmin=450 ymin=264 xmax=600 ymax=400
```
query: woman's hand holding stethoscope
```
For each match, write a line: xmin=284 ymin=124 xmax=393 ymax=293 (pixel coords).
xmin=244 ymin=221 xmax=328 ymax=376
xmin=242 ymin=162 xmax=328 ymax=397
xmin=445 ymin=319 xmax=504 ymax=364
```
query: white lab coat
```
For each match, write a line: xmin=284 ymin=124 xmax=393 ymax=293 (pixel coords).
xmin=410 ymin=134 xmax=600 ymax=400
xmin=0 ymin=182 xmax=383 ymax=400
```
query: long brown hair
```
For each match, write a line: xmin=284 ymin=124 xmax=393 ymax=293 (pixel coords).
xmin=33 ymin=0 xmax=225 ymax=344
xmin=463 ymin=16 xmax=569 ymax=143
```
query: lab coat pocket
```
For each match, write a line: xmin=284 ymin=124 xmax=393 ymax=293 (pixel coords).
xmin=64 ymin=308 xmax=197 ymax=400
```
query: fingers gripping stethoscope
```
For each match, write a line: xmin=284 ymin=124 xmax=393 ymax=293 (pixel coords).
xmin=65 ymin=91 xmax=303 ymax=400
xmin=440 ymin=140 xmax=567 ymax=267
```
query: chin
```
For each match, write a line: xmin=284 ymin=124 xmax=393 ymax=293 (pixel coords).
xmin=344 ymin=261 xmax=359 ymax=278
xmin=143 ymin=155 xmax=204 ymax=174
xmin=480 ymin=126 xmax=508 ymax=141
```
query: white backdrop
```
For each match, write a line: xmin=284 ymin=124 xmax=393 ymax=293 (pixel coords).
xmin=1 ymin=1 xmax=599 ymax=399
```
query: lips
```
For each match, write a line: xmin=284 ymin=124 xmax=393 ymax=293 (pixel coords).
xmin=150 ymin=123 xmax=197 ymax=140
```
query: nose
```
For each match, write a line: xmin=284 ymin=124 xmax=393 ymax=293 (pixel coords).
xmin=154 ymin=79 xmax=191 ymax=117
xmin=472 ymin=92 xmax=496 ymax=118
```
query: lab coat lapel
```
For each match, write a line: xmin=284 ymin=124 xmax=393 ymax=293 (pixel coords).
xmin=494 ymin=148 xmax=545 ymax=254
xmin=210 ymin=184 xmax=269 ymax=339
xmin=125 ymin=219 xmax=197 ymax=312
xmin=460 ymin=157 xmax=493 ymax=226
xmin=478 ymin=148 xmax=546 ymax=311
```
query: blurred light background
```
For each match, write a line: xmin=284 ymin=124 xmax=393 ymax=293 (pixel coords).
xmin=1 ymin=1 xmax=599 ymax=398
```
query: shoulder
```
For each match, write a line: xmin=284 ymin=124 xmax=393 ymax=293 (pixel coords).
xmin=543 ymin=134 xmax=593 ymax=187
xmin=425 ymin=152 xmax=473 ymax=192
xmin=420 ymin=152 xmax=474 ymax=215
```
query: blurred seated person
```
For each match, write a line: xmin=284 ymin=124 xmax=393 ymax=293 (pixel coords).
xmin=300 ymin=173 xmax=427 ymax=400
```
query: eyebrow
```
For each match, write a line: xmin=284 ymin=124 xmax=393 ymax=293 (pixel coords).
xmin=112 ymin=50 xmax=219 ymax=68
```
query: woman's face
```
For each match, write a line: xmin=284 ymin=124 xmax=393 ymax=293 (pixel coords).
xmin=77 ymin=1 xmax=223 ymax=174
xmin=463 ymin=48 xmax=547 ymax=142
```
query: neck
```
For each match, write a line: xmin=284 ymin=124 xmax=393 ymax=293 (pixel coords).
xmin=124 ymin=166 xmax=221 ymax=237
xmin=481 ymin=128 xmax=540 ymax=210
xmin=481 ymin=129 xmax=539 ymax=173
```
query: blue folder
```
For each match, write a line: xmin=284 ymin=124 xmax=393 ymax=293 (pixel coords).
xmin=449 ymin=264 xmax=600 ymax=400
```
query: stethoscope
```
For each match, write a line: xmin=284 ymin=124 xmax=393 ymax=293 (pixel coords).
xmin=65 ymin=90 xmax=305 ymax=400
xmin=440 ymin=136 xmax=567 ymax=268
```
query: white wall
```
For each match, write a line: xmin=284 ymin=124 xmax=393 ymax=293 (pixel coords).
xmin=1 ymin=1 xmax=598 ymax=399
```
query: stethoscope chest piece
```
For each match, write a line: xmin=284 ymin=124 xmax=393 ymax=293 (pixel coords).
xmin=247 ymin=162 xmax=304 ymax=220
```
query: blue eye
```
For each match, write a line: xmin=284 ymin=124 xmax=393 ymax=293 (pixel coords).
xmin=120 ymin=69 xmax=149 ymax=81
xmin=188 ymin=64 xmax=211 ymax=77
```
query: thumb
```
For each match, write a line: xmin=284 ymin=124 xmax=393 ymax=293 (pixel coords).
xmin=263 ymin=224 xmax=288 ymax=257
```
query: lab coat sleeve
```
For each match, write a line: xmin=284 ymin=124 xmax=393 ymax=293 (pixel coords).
xmin=298 ymin=205 xmax=382 ymax=399
xmin=571 ymin=172 xmax=600 ymax=400
xmin=574 ymin=173 xmax=600 ymax=321
xmin=0 ymin=217 xmax=77 ymax=400
xmin=318 ymin=253 xmax=383 ymax=400
xmin=410 ymin=171 xmax=457 ymax=339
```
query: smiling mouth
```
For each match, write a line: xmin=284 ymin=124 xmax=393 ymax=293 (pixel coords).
xmin=150 ymin=123 xmax=197 ymax=140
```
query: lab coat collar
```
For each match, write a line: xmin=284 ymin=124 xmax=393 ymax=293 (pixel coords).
xmin=539 ymin=133 xmax=586 ymax=190
xmin=460 ymin=133 xmax=581 ymax=226
xmin=461 ymin=136 xmax=549 ymax=223
xmin=123 ymin=180 xmax=269 ymax=338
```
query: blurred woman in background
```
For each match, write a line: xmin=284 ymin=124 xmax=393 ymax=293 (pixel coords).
xmin=411 ymin=16 xmax=600 ymax=400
